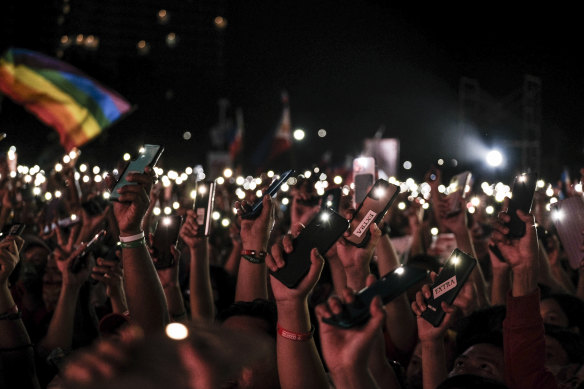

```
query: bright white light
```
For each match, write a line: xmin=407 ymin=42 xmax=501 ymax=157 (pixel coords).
xmin=549 ymin=197 xmax=558 ymax=204
xmin=403 ymin=161 xmax=412 ymax=170
xmin=123 ymin=153 xmax=131 ymax=161
xmin=54 ymin=190 xmax=62 ymax=198
xmin=267 ymin=170 xmax=274 ymax=178
xmin=293 ymin=129 xmax=305 ymax=141
xmin=103 ymin=192 xmax=110 ymax=200
xmin=374 ymin=187 xmax=386 ymax=198
xmin=551 ymin=210 xmax=563 ymax=222
xmin=422 ymin=202 xmax=430 ymax=209
xmin=451 ymin=256 xmax=460 ymax=265
xmin=546 ymin=186 xmax=554 ymax=197
xmin=575 ymin=183 xmax=582 ymax=192
xmin=536 ymin=180 xmax=545 ymax=188
xmin=438 ymin=185 xmax=446 ymax=193
xmin=216 ymin=177 xmax=224 ymax=185
xmin=212 ymin=211 xmax=221 ymax=220
xmin=71 ymin=214 xmax=77 ymax=221
xmin=471 ymin=197 xmax=480 ymax=207
xmin=282 ymin=197 xmax=289 ymax=205
xmin=9 ymin=171 xmax=16 ymax=178
xmin=431 ymin=227 xmax=439 ymax=236
xmin=55 ymin=163 xmax=63 ymax=172
xmin=334 ymin=175 xmax=342 ymax=185
xmin=165 ymin=323 xmax=188 ymax=339
xmin=63 ymin=155 xmax=71 ymax=164
xmin=44 ymin=192 xmax=52 ymax=201
xmin=518 ymin=174 xmax=527 ymax=183
xmin=486 ymin=205 xmax=494 ymax=215
xmin=486 ymin=150 xmax=503 ymax=167
xmin=320 ymin=212 xmax=330 ymax=222
xmin=94 ymin=175 xmax=102 ymax=183
xmin=254 ymin=189 xmax=262 ymax=197
xmin=318 ymin=129 xmax=327 ymax=137
xmin=223 ymin=169 xmax=232 ymax=179
xmin=163 ymin=217 xmax=172 ymax=226
xmin=236 ymin=176 xmax=245 ymax=186
xmin=33 ymin=187 xmax=41 ymax=196
xmin=221 ymin=218 xmax=230 ymax=227
xmin=395 ymin=267 xmax=405 ymax=275
xmin=153 ymin=207 xmax=161 ymax=216
xmin=172 ymin=201 xmax=180 ymax=210
xmin=82 ymin=175 xmax=90 ymax=183
xmin=398 ymin=202 xmax=406 ymax=210
xmin=468 ymin=206 xmax=476 ymax=214
xmin=281 ymin=183 xmax=289 ymax=192
xmin=164 ymin=207 xmax=171 ymax=215
xmin=437 ymin=158 xmax=444 ymax=166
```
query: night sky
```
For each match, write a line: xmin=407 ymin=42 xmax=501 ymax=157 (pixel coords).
xmin=1 ymin=1 xmax=582 ymax=182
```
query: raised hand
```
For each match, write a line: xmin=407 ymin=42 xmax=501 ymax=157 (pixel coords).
xmin=112 ymin=167 xmax=155 ymax=236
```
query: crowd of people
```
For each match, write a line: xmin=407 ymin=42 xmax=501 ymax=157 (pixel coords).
xmin=0 ymin=147 xmax=583 ymax=389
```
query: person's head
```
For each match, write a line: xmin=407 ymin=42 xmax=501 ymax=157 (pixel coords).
xmin=540 ymin=293 xmax=584 ymax=334
xmin=544 ymin=325 xmax=584 ymax=367
xmin=216 ymin=299 xmax=280 ymax=389
xmin=16 ymin=234 xmax=51 ymax=289
xmin=437 ymin=374 xmax=509 ymax=389
xmin=448 ymin=343 xmax=504 ymax=382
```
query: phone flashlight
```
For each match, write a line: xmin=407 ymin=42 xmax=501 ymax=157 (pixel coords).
xmin=162 ymin=216 xmax=172 ymax=226
xmin=354 ymin=157 xmax=373 ymax=172
xmin=451 ymin=255 xmax=460 ymax=265
xmin=321 ymin=212 xmax=330 ymax=222
xmin=395 ymin=266 xmax=405 ymax=275
xmin=374 ymin=187 xmax=386 ymax=199
xmin=198 ymin=184 xmax=208 ymax=195
xmin=518 ymin=174 xmax=527 ymax=183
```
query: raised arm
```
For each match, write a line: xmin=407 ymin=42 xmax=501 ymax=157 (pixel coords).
xmin=0 ymin=236 xmax=40 ymax=389
xmin=180 ymin=210 xmax=214 ymax=322
xmin=267 ymin=242 xmax=328 ymax=389
xmin=112 ymin=167 xmax=168 ymax=332
xmin=234 ymin=195 xmax=274 ymax=302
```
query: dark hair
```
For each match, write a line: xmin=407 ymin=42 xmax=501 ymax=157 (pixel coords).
xmin=216 ymin=299 xmax=278 ymax=338
xmin=545 ymin=324 xmax=584 ymax=364
xmin=407 ymin=253 xmax=441 ymax=274
xmin=542 ymin=293 xmax=584 ymax=334
xmin=436 ymin=374 xmax=508 ymax=389
xmin=454 ymin=306 xmax=506 ymax=356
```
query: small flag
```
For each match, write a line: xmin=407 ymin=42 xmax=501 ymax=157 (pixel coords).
xmin=267 ymin=91 xmax=292 ymax=160
xmin=0 ymin=48 xmax=132 ymax=151
xmin=229 ymin=108 xmax=244 ymax=160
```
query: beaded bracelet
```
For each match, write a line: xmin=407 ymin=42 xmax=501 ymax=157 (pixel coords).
xmin=277 ymin=323 xmax=315 ymax=341
xmin=241 ymin=249 xmax=267 ymax=264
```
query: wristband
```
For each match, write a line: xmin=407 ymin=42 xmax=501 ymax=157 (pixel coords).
xmin=0 ymin=312 xmax=22 ymax=321
xmin=120 ymin=237 xmax=146 ymax=249
xmin=241 ymin=249 xmax=267 ymax=264
xmin=277 ymin=323 xmax=314 ymax=341
xmin=119 ymin=231 xmax=145 ymax=243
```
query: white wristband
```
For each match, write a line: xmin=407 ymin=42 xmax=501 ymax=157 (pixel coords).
xmin=119 ymin=231 xmax=145 ymax=243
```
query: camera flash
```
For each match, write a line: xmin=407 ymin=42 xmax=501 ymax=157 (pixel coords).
xmin=165 ymin=323 xmax=188 ymax=340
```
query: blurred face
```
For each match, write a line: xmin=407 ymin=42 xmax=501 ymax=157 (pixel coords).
xmin=545 ymin=335 xmax=570 ymax=367
xmin=540 ymin=299 xmax=570 ymax=328
xmin=221 ymin=316 xmax=279 ymax=389
xmin=19 ymin=245 xmax=49 ymax=287
xmin=42 ymin=253 xmax=62 ymax=311
xmin=449 ymin=343 xmax=504 ymax=382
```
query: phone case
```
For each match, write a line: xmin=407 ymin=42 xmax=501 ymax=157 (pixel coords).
xmin=193 ymin=181 xmax=216 ymax=237
xmin=323 ymin=266 xmax=429 ymax=328
xmin=152 ymin=215 xmax=183 ymax=269
xmin=551 ymin=196 xmax=584 ymax=269
xmin=446 ymin=171 xmax=472 ymax=216
xmin=71 ymin=230 xmax=107 ymax=273
xmin=353 ymin=157 xmax=376 ymax=206
xmin=505 ymin=172 xmax=537 ymax=238
xmin=241 ymin=169 xmax=295 ymax=220
xmin=109 ymin=144 xmax=164 ymax=201
xmin=345 ymin=179 xmax=399 ymax=247
xmin=421 ymin=248 xmax=477 ymax=327
xmin=270 ymin=209 xmax=349 ymax=288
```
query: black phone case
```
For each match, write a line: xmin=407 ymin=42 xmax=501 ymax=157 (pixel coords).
xmin=71 ymin=230 xmax=107 ymax=273
xmin=152 ymin=215 xmax=182 ymax=269
xmin=270 ymin=209 xmax=349 ymax=288
xmin=446 ymin=171 xmax=472 ymax=216
xmin=421 ymin=248 xmax=477 ymax=327
xmin=109 ymin=144 xmax=164 ymax=201
xmin=193 ymin=181 xmax=216 ymax=237
xmin=505 ymin=172 xmax=537 ymax=238
xmin=323 ymin=266 xmax=429 ymax=328
xmin=241 ymin=169 xmax=295 ymax=220
xmin=346 ymin=179 xmax=399 ymax=248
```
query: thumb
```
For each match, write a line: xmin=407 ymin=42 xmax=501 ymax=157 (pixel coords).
xmin=363 ymin=296 xmax=386 ymax=334
xmin=256 ymin=195 xmax=273 ymax=224
xmin=301 ymin=248 xmax=325 ymax=287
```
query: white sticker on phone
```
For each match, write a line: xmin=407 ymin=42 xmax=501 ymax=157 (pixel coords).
xmin=196 ymin=208 xmax=205 ymax=225
xmin=353 ymin=210 xmax=377 ymax=238
xmin=432 ymin=275 xmax=457 ymax=299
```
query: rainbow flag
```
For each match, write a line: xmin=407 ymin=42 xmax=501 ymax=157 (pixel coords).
xmin=0 ymin=48 xmax=131 ymax=151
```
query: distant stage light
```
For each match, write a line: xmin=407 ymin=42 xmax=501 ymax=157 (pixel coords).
xmin=486 ymin=150 xmax=503 ymax=167
xmin=293 ymin=129 xmax=305 ymax=141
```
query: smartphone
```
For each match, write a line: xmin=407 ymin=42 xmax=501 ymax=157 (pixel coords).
xmin=353 ymin=157 xmax=376 ymax=206
xmin=270 ymin=208 xmax=349 ymax=288
xmin=71 ymin=230 xmax=107 ymax=273
xmin=505 ymin=172 xmax=537 ymax=238
xmin=323 ymin=266 xmax=429 ymax=328
xmin=241 ymin=169 xmax=295 ymax=220
xmin=551 ymin=196 xmax=584 ymax=269
xmin=108 ymin=144 xmax=164 ymax=201
xmin=321 ymin=187 xmax=342 ymax=213
xmin=192 ymin=181 xmax=216 ymax=237
xmin=0 ymin=223 xmax=26 ymax=240
xmin=446 ymin=171 xmax=472 ymax=216
xmin=57 ymin=215 xmax=81 ymax=228
xmin=152 ymin=215 xmax=183 ymax=269
xmin=345 ymin=179 xmax=399 ymax=247
xmin=421 ymin=248 xmax=477 ymax=327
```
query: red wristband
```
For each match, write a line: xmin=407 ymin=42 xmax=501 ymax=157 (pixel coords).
xmin=241 ymin=249 xmax=267 ymax=264
xmin=277 ymin=323 xmax=314 ymax=341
